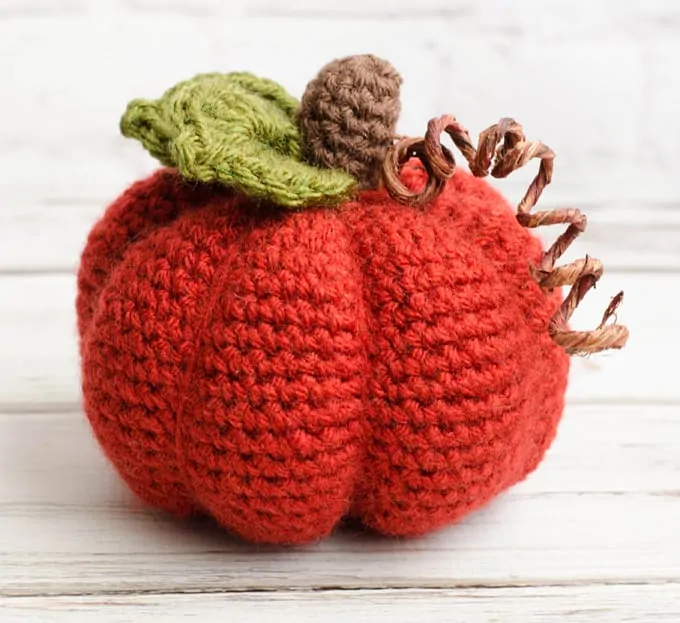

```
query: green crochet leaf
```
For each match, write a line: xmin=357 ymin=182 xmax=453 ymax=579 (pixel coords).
xmin=119 ymin=72 xmax=357 ymax=208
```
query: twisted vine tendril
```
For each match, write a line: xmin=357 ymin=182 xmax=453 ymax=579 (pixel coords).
xmin=381 ymin=114 xmax=629 ymax=356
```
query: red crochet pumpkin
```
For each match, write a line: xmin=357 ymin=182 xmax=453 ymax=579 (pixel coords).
xmin=76 ymin=55 xmax=627 ymax=545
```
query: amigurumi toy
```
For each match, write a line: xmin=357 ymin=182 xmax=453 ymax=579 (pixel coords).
xmin=76 ymin=54 xmax=628 ymax=545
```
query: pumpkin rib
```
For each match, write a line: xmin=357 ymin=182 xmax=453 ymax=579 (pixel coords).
xmin=177 ymin=207 xmax=371 ymax=544
xmin=338 ymin=177 xmax=567 ymax=538
xmin=76 ymin=170 xmax=229 ymax=341
xmin=79 ymin=196 xmax=243 ymax=519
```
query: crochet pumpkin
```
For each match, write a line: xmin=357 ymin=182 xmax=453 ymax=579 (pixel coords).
xmin=76 ymin=55 xmax=628 ymax=545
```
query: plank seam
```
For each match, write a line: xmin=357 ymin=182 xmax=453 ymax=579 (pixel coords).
xmin=3 ymin=578 xmax=680 ymax=599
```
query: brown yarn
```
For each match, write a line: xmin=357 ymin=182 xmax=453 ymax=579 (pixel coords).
xmin=382 ymin=114 xmax=630 ymax=356
xmin=297 ymin=54 xmax=402 ymax=190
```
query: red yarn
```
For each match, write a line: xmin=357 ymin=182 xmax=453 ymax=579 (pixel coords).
xmin=76 ymin=161 xmax=570 ymax=545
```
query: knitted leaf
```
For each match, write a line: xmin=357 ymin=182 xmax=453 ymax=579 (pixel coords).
xmin=120 ymin=72 xmax=357 ymax=208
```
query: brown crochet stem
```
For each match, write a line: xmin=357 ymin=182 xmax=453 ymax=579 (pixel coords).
xmin=382 ymin=114 xmax=630 ymax=356
xmin=298 ymin=54 xmax=402 ymax=190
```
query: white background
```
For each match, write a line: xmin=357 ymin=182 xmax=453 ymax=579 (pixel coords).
xmin=0 ymin=0 xmax=678 ymax=620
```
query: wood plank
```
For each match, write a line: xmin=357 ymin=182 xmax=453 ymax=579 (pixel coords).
xmin=0 ymin=16 xmax=442 ymax=279
xmin=2 ymin=584 xmax=679 ymax=622
xmin=0 ymin=272 xmax=673 ymax=410
xmin=2 ymin=14 xmax=679 ymax=272
xmin=0 ymin=406 xmax=678 ymax=596
xmin=3 ymin=199 xmax=677 ymax=274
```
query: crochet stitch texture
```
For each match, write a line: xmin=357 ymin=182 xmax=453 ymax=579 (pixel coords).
xmin=298 ymin=54 xmax=402 ymax=190
xmin=120 ymin=72 xmax=356 ymax=208
xmin=78 ymin=53 xmax=629 ymax=546
xmin=76 ymin=162 xmax=569 ymax=545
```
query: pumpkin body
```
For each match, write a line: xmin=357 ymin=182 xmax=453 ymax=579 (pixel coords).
xmin=77 ymin=161 xmax=570 ymax=545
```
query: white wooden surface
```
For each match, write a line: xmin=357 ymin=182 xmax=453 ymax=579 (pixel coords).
xmin=1 ymin=1 xmax=679 ymax=621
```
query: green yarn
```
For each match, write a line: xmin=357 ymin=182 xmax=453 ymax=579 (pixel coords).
xmin=120 ymin=72 xmax=357 ymax=208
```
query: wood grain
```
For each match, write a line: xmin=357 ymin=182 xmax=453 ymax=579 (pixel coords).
xmin=2 ymin=584 xmax=679 ymax=623
xmin=1 ymin=406 xmax=678 ymax=597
